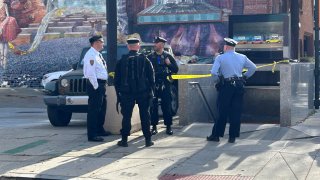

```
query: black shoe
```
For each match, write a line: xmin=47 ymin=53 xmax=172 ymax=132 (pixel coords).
xmin=98 ymin=131 xmax=112 ymax=136
xmin=88 ymin=136 xmax=104 ymax=142
xmin=117 ymin=140 xmax=128 ymax=147
xmin=166 ymin=126 xmax=173 ymax=135
xmin=151 ymin=125 xmax=158 ymax=135
xmin=228 ymin=137 xmax=236 ymax=143
xmin=206 ymin=135 xmax=219 ymax=142
xmin=145 ymin=140 xmax=154 ymax=147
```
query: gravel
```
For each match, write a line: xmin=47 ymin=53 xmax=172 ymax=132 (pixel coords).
xmin=0 ymin=37 xmax=90 ymax=87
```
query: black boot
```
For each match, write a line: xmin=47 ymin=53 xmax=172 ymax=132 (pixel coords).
xmin=166 ymin=125 xmax=173 ymax=135
xmin=228 ymin=137 xmax=236 ymax=143
xmin=151 ymin=125 xmax=158 ymax=135
xmin=207 ymin=135 xmax=220 ymax=142
xmin=117 ymin=136 xmax=128 ymax=147
xmin=145 ymin=138 xmax=154 ymax=147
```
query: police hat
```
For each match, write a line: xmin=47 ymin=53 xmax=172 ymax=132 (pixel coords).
xmin=224 ymin=38 xmax=238 ymax=47
xmin=154 ymin=36 xmax=167 ymax=43
xmin=89 ymin=35 xmax=104 ymax=44
xmin=127 ymin=38 xmax=140 ymax=44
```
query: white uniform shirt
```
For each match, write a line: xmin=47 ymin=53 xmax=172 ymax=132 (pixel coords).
xmin=83 ymin=47 xmax=108 ymax=89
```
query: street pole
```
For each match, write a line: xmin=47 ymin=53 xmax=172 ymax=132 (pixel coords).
xmin=290 ymin=0 xmax=299 ymax=59
xmin=315 ymin=0 xmax=320 ymax=109
xmin=106 ymin=0 xmax=117 ymax=85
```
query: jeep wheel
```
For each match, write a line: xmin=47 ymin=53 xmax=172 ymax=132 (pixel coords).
xmin=47 ymin=106 xmax=72 ymax=126
xmin=170 ymin=85 xmax=178 ymax=116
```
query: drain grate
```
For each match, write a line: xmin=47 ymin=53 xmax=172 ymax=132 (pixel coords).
xmin=159 ymin=174 xmax=254 ymax=180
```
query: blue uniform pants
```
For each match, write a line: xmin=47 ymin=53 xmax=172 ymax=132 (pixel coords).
xmin=211 ymin=80 xmax=244 ymax=138
xmin=120 ymin=92 xmax=152 ymax=139
xmin=87 ymin=81 xmax=107 ymax=139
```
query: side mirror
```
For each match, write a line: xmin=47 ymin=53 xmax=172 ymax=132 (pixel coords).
xmin=72 ymin=63 xmax=78 ymax=70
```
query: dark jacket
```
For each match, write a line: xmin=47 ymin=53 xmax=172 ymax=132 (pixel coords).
xmin=114 ymin=50 xmax=155 ymax=94
xmin=147 ymin=51 xmax=178 ymax=83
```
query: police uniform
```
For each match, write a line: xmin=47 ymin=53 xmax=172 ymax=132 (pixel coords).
xmin=147 ymin=37 xmax=179 ymax=135
xmin=114 ymin=38 xmax=155 ymax=147
xmin=83 ymin=35 xmax=110 ymax=142
xmin=207 ymin=38 xmax=256 ymax=143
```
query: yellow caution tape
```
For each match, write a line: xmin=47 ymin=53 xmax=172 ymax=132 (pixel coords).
xmin=171 ymin=59 xmax=290 ymax=80
xmin=108 ymin=72 xmax=115 ymax=78
xmin=171 ymin=74 xmax=212 ymax=80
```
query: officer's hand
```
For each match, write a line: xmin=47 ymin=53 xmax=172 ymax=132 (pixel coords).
xmin=165 ymin=58 xmax=171 ymax=65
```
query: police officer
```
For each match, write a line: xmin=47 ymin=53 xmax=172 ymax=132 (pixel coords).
xmin=114 ymin=38 xmax=155 ymax=147
xmin=83 ymin=35 xmax=111 ymax=142
xmin=148 ymin=37 xmax=179 ymax=135
xmin=207 ymin=38 xmax=256 ymax=143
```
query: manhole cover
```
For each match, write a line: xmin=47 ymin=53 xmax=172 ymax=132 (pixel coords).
xmin=159 ymin=174 xmax=254 ymax=180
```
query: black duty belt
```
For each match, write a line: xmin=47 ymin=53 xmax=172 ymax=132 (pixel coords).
xmin=224 ymin=77 xmax=243 ymax=82
xmin=97 ymin=79 xmax=107 ymax=83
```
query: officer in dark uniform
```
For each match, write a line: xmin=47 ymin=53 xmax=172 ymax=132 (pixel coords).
xmin=114 ymin=37 xmax=155 ymax=147
xmin=83 ymin=35 xmax=111 ymax=142
xmin=207 ymin=38 xmax=256 ymax=143
xmin=147 ymin=37 xmax=179 ymax=135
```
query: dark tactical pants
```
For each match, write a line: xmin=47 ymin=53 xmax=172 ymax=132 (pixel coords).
xmin=151 ymin=83 xmax=173 ymax=126
xmin=86 ymin=80 xmax=107 ymax=139
xmin=211 ymin=80 xmax=244 ymax=138
xmin=120 ymin=92 xmax=152 ymax=139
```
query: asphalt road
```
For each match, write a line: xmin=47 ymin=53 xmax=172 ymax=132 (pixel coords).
xmin=0 ymin=88 xmax=86 ymax=128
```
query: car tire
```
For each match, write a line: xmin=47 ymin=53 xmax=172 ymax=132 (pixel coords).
xmin=170 ymin=84 xmax=179 ymax=116
xmin=47 ymin=106 xmax=72 ymax=126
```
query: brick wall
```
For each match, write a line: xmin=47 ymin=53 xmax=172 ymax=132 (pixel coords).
xmin=299 ymin=0 xmax=314 ymax=57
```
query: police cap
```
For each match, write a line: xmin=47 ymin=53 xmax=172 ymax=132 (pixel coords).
xmin=127 ymin=38 xmax=140 ymax=44
xmin=89 ymin=35 xmax=104 ymax=44
xmin=154 ymin=36 xmax=167 ymax=43
xmin=224 ymin=38 xmax=238 ymax=47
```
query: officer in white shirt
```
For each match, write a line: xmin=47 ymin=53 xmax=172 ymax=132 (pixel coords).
xmin=83 ymin=35 xmax=110 ymax=142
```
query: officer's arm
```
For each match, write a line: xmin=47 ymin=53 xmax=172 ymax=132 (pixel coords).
xmin=243 ymin=57 xmax=257 ymax=79
xmin=145 ymin=57 xmax=155 ymax=91
xmin=210 ymin=57 xmax=221 ymax=83
xmin=114 ymin=60 xmax=121 ymax=92
xmin=167 ymin=54 xmax=179 ymax=73
xmin=84 ymin=55 xmax=98 ymax=89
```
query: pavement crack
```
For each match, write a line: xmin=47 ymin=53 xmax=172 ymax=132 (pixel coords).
xmin=16 ymin=134 xmax=58 ymax=139
xmin=279 ymin=152 xmax=298 ymax=180
xmin=253 ymin=152 xmax=278 ymax=179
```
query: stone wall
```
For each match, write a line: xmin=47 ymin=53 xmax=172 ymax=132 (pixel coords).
xmin=178 ymin=63 xmax=314 ymax=126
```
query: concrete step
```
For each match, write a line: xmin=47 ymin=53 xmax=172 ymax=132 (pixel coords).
xmin=42 ymin=33 xmax=61 ymax=41
xmin=66 ymin=15 xmax=85 ymax=18
xmin=87 ymin=17 xmax=107 ymax=21
xmin=83 ymin=20 xmax=107 ymax=26
xmin=21 ymin=27 xmax=39 ymax=34
xmin=63 ymin=17 xmax=85 ymax=22
xmin=11 ymin=34 xmax=31 ymax=45
xmin=28 ymin=23 xmax=40 ymax=28
xmin=48 ymin=21 xmax=76 ymax=27
xmin=47 ymin=26 xmax=73 ymax=33
xmin=73 ymin=26 xmax=92 ymax=32
xmin=63 ymin=32 xmax=89 ymax=38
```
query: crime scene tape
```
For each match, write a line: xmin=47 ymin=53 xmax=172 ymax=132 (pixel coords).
xmin=170 ymin=59 xmax=290 ymax=80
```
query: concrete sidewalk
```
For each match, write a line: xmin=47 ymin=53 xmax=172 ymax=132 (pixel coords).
xmin=0 ymin=112 xmax=320 ymax=180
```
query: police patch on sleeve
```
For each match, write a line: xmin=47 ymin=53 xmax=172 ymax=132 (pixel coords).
xmin=90 ymin=60 xmax=94 ymax=66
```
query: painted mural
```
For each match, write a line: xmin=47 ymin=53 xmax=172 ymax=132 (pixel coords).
xmin=0 ymin=0 xmax=282 ymax=87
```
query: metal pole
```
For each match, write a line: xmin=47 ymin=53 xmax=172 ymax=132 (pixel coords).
xmin=290 ymin=0 xmax=299 ymax=59
xmin=106 ymin=0 xmax=117 ymax=85
xmin=314 ymin=0 xmax=320 ymax=109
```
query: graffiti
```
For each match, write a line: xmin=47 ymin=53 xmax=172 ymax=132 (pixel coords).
xmin=0 ymin=0 xmax=283 ymax=87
